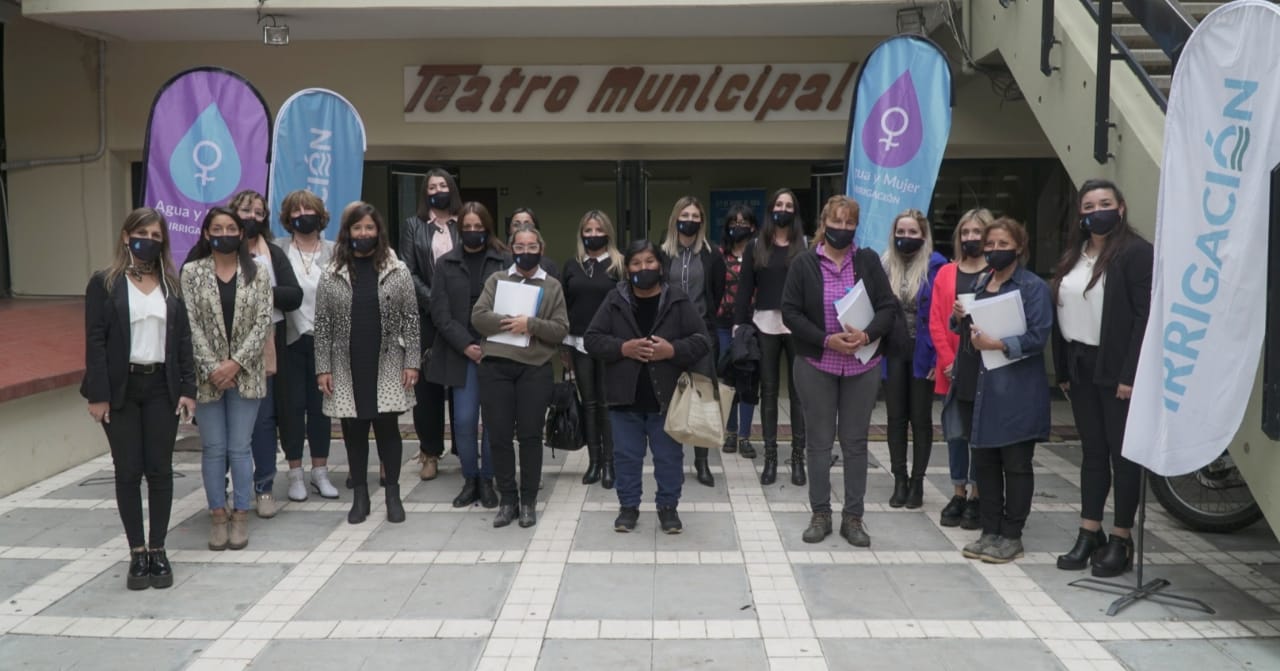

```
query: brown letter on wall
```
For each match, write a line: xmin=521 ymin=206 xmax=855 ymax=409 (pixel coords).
xmin=755 ymin=73 xmax=800 ymax=121
xmin=545 ymin=76 xmax=579 ymax=113
xmin=715 ymin=74 xmax=751 ymax=112
xmin=589 ymin=67 xmax=644 ymax=113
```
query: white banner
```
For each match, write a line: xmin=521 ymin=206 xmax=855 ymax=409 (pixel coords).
xmin=1124 ymin=0 xmax=1280 ymax=475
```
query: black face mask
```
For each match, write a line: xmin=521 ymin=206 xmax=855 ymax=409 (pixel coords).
xmin=514 ymin=252 xmax=542 ymax=271
xmin=727 ymin=227 xmax=754 ymax=244
xmin=985 ymin=249 xmax=1019 ymax=271
xmin=209 ymin=235 xmax=242 ymax=255
xmin=772 ymin=210 xmax=795 ymax=228
xmin=242 ymin=219 xmax=265 ymax=239
xmin=128 ymin=237 xmax=164 ymax=264
xmin=824 ymin=227 xmax=855 ymax=250
xmin=631 ymin=268 xmax=662 ymax=290
xmin=292 ymin=214 xmax=321 ymax=235
xmin=894 ymin=236 xmax=925 ymax=255
xmin=351 ymin=236 xmax=378 ymax=254
xmin=582 ymin=235 xmax=609 ymax=252
xmin=1081 ymin=208 xmax=1122 ymax=236
xmin=676 ymin=220 xmax=702 ymax=237
xmin=461 ymin=230 xmax=488 ymax=249
xmin=960 ymin=240 xmax=983 ymax=258
xmin=428 ymin=192 xmax=452 ymax=211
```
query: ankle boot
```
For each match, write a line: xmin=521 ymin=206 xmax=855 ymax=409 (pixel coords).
xmin=694 ymin=447 xmax=715 ymax=487
xmin=738 ymin=438 xmax=757 ymax=459
xmin=208 ymin=509 xmax=229 ymax=551
xmin=385 ymin=484 xmax=406 ymax=523
xmin=789 ymin=446 xmax=807 ymax=486
xmin=1057 ymin=528 xmax=1108 ymax=570
xmin=348 ymin=485 xmax=371 ymax=524
xmin=228 ymin=510 xmax=249 ymax=550
xmin=478 ymin=478 xmax=499 ymax=508
xmin=760 ymin=444 xmax=778 ymax=485
xmin=582 ymin=444 xmax=602 ymax=485
xmin=452 ymin=478 xmax=480 ymax=508
xmin=601 ymin=444 xmax=616 ymax=490
xmin=889 ymin=476 xmax=909 ymax=508
xmin=1091 ymin=535 xmax=1134 ymax=577
xmin=905 ymin=476 xmax=924 ymax=509
xmin=127 ymin=548 xmax=151 ymax=590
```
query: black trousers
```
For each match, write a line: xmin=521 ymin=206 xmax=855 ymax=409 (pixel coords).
xmin=759 ymin=332 xmax=805 ymax=447
xmin=280 ymin=335 xmax=332 ymax=461
xmin=480 ymin=358 xmax=553 ymax=505
xmin=1067 ymin=344 xmax=1141 ymax=529
xmin=341 ymin=413 xmax=403 ymax=487
xmin=972 ymin=441 xmax=1036 ymax=539
xmin=571 ymin=349 xmax=612 ymax=452
xmin=103 ymin=371 xmax=178 ymax=549
xmin=885 ymin=352 xmax=935 ymax=479
xmin=414 ymin=321 xmax=451 ymax=458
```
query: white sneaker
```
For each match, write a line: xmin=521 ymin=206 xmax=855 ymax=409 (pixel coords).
xmin=287 ymin=467 xmax=308 ymax=502
xmin=255 ymin=492 xmax=278 ymax=519
xmin=311 ymin=466 xmax=340 ymax=499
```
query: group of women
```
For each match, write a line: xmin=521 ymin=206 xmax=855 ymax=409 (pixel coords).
xmin=84 ymin=172 xmax=1151 ymax=590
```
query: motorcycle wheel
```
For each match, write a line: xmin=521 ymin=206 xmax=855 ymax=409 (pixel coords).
xmin=1150 ymin=468 xmax=1264 ymax=534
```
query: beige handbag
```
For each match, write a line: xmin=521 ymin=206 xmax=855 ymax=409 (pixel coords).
xmin=664 ymin=371 xmax=735 ymax=449
xmin=264 ymin=334 xmax=278 ymax=377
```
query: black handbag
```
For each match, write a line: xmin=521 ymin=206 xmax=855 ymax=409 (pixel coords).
xmin=544 ymin=372 xmax=586 ymax=452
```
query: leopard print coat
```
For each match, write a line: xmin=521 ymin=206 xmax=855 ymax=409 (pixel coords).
xmin=314 ymin=254 xmax=420 ymax=418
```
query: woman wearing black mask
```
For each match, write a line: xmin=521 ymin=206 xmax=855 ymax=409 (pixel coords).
xmin=716 ymin=206 xmax=758 ymax=469
xmin=661 ymin=196 xmax=725 ymax=486
xmin=182 ymin=208 xmax=273 ymax=551
xmin=562 ymin=210 xmax=624 ymax=488
xmin=315 ymin=202 xmax=419 ymax=525
xmin=1051 ymin=179 xmax=1152 ymax=577
xmin=509 ymin=208 xmax=560 ymax=280
xmin=84 ymin=207 xmax=196 ymax=589
xmin=959 ymin=217 xmax=1052 ymax=564
xmin=473 ymin=224 xmax=570 ymax=529
xmin=736 ymin=188 xmax=808 ymax=485
xmin=229 ymin=190 xmax=303 ymax=520
xmin=278 ymin=190 xmax=339 ymax=504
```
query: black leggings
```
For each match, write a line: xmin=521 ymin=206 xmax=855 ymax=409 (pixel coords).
xmin=341 ymin=413 xmax=404 ymax=487
xmin=972 ymin=441 xmax=1036 ymax=539
xmin=414 ymin=320 xmax=451 ymax=458
xmin=759 ymin=332 xmax=805 ymax=447
xmin=885 ymin=353 xmax=935 ymax=479
xmin=1067 ymin=344 xmax=1141 ymax=529
xmin=103 ymin=371 xmax=178 ymax=549
xmin=571 ymin=348 xmax=612 ymax=451
xmin=480 ymin=358 xmax=553 ymax=506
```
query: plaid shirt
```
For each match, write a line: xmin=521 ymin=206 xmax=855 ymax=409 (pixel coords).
xmin=804 ymin=243 xmax=881 ymax=376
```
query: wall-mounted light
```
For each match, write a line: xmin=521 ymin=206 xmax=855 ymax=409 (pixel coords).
xmin=896 ymin=7 xmax=927 ymax=35
xmin=258 ymin=1 xmax=289 ymax=46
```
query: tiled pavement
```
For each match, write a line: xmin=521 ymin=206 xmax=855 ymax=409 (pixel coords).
xmin=2 ymin=402 xmax=1279 ymax=670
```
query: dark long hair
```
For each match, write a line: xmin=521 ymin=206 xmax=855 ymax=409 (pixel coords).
xmin=185 ymin=206 xmax=258 ymax=284
xmin=228 ymin=189 xmax=271 ymax=241
xmin=459 ymin=201 xmax=509 ymax=254
xmin=1050 ymin=179 xmax=1138 ymax=304
xmin=754 ymin=188 xmax=805 ymax=269
xmin=624 ymin=238 xmax=670 ymax=284
xmin=332 ymin=202 xmax=392 ymax=279
xmin=719 ymin=204 xmax=757 ymax=254
xmin=416 ymin=168 xmax=462 ymax=221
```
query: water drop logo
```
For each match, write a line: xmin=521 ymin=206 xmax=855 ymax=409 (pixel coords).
xmin=169 ymin=103 xmax=243 ymax=203
xmin=860 ymin=71 xmax=924 ymax=168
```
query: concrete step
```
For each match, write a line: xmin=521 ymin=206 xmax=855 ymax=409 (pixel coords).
xmin=1113 ymin=24 xmax=1159 ymax=49
xmin=1128 ymin=47 xmax=1174 ymax=75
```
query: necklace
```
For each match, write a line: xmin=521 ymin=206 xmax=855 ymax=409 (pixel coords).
xmin=294 ymin=238 xmax=320 ymax=276
xmin=125 ymin=261 xmax=154 ymax=281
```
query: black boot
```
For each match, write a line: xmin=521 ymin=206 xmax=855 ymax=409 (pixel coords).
xmin=722 ymin=433 xmax=738 ymax=454
xmin=760 ymin=444 xmax=778 ymax=485
xmin=148 ymin=548 xmax=174 ymax=589
xmin=889 ymin=476 xmax=909 ymax=508
xmin=493 ymin=503 xmax=518 ymax=528
xmin=960 ymin=497 xmax=981 ymax=530
xmin=1091 ymin=534 xmax=1134 ymax=577
xmin=601 ymin=443 xmax=616 ymax=490
xmin=694 ymin=447 xmax=715 ymax=487
xmin=452 ymin=478 xmax=480 ymax=508
xmin=127 ymin=549 xmax=151 ymax=591
xmin=905 ymin=476 xmax=924 ymax=509
xmin=348 ymin=485 xmax=371 ymax=524
xmin=738 ymin=437 xmax=757 ymax=459
xmin=582 ymin=444 xmax=602 ymax=485
xmin=385 ymin=484 xmax=406 ymax=523
xmin=1057 ymin=527 xmax=1108 ymax=570
xmin=478 ymin=478 xmax=499 ymax=509
xmin=789 ymin=446 xmax=807 ymax=486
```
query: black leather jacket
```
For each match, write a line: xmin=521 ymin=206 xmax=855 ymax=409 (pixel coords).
xmin=401 ymin=215 xmax=460 ymax=347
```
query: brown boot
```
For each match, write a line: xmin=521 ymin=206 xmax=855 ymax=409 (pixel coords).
xmin=418 ymin=453 xmax=439 ymax=481
xmin=228 ymin=510 xmax=249 ymax=550
xmin=208 ymin=509 xmax=229 ymax=551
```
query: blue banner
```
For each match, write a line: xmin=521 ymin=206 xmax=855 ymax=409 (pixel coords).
xmin=845 ymin=36 xmax=953 ymax=254
xmin=268 ymin=88 xmax=367 ymax=240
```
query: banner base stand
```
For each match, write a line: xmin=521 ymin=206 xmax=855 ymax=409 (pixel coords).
xmin=1068 ymin=470 xmax=1216 ymax=617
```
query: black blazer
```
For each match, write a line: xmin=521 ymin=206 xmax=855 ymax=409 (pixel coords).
xmin=782 ymin=247 xmax=899 ymax=362
xmin=401 ymin=215 xmax=460 ymax=348
xmin=426 ymin=246 xmax=510 ymax=388
xmin=1053 ymin=235 xmax=1154 ymax=387
xmin=81 ymin=272 xmax=197 ymax=410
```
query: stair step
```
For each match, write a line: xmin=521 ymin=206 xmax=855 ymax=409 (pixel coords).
xmin=1128 ymin=47 xmax=1174 ymax=74
xmin=1151 ymin=74 xmax=1172 ymax=95
xmin=1113 ymin=24 xmax=1159 ymax=49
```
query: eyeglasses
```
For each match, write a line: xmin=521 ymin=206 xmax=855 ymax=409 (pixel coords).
xmin=511 ymin=244 xmax=541 ymax=254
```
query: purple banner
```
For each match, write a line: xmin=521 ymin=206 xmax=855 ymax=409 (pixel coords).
xmin=143 ymin=68 xmax=271 ymax=263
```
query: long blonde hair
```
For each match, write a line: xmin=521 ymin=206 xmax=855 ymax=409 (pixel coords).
xmin=882 ymin=208 xmax=934 ymax=303
xmin=575 ymin=210 xmax=623 ymax=279
xmin=104 ymin=207 xmax=181 ymax=297
xmin=661 ymin=196 xmax=710 ymax=257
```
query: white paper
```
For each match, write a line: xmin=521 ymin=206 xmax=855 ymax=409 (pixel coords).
xmin=487 ymin=280 xmax=543 ymax=348
xmin=967 ymin=290 xmax=1027 ymax=371
xmin=833 ymin=281 xmax=881 ymax=363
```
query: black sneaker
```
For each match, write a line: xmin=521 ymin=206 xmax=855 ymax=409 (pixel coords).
xmin=657 ymin=506 xmax=683 ymax=534
xmin=960 ymin=498 xmax=981 ymax=530
xmin=126 ymin=550 xmax=150 ymax=591
xmin=939 ymin=495 xmax=967 ymax=527
xmin=722 ymin=434 xmax=738 ymax=454
xmin=614 ymin=506 xmax=640 ymax=532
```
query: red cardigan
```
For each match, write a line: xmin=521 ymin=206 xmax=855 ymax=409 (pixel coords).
xmin=928 ymin=263 xmax=960 ymax=395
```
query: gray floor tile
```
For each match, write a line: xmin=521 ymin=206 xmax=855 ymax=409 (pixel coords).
xmin=537 ymin=640 xmax=651 ymax=670
xmin=299 ymin=564 xmax=428 ymax=620
xmin=822 ymin=639 xmax=1065 ymax=671
xmin=1196 ymin=518 xmax=1279 ymax=553
xmin=359 ymin=512 xmax=463 ymax=552
xmin=250 ymin=639 xmax=484 ymax=671
xmin=795 ymin=564 xmax=912 ymax=619
xmin=0 ymin=558 xmax=67 ymax=602
xmin=399 ymin=563 xmax=516 ymax=619
xmin=44 ymin=562 xmax=290 ymax=621
xmin=0 ymin=508 xmax=128 ymax=548
xmin=1024 ymin=563 xmax=1275 ymax=622
xmin=772 ymin=511 xmax=954 ymax=552
xmin=652 ymin=639 xmax=768 ymax=671
xmin=652 ymin=565 xmax=755 ymax=620
xmin=574 ymin=512 xmax=738 ymax=552
xmin=1018 ymin=511 xmax=1175 ymax=554
xmin=442 ymin=514 xmax=538 ymax=552
xmin=553 ymin=564 xmax=655 ymax=619
xmin=1029 ymin=473 xmax=1087 ymax=505
xmin=887 ymin=565 xmax=1015 ymax=620
xmin=46 ymin=470 xmax=202 ymax=501
xmin=167 ymin=511 xmax=341 ymax=552
xmin=0 ymin=635 xmax=206 ymax=671
xmin=1104 ymin=640 xmax=1252 ymax=670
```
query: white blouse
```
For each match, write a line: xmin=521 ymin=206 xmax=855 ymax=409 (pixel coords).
xmin=127 ymin=280 xmax=167 ymax=364
xmin=1057 ymin=249 xmax=1106 ymax=346
xmin=286 ymin=238 xmax=335 ymax=345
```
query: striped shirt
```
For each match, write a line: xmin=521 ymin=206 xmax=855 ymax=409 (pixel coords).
xmin=804 ymin=244 xmax=881 ymax=376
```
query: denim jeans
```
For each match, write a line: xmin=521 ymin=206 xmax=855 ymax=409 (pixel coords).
xmin=196 ymin=387 xmax=260 ymax=512
xmin=716 ymin=328 xmax=755 ymax=438
xmin=453 ymin=360 xmax=492 ymax=479
xmin=948 ymin=438 xmax=974 ymax=486
xmin=250 ymin=377 xmax=279 ymax=493
xmin=610 ymin=410 xmax=684 ymax=509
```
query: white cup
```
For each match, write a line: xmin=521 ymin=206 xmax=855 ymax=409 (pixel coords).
xmin=958 ymin=293 xmax=976 ymax=313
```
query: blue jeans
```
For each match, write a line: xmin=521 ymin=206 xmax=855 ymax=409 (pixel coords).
xmin=250 ymin=377 xmax=278 ymax=493
xmin=948 ymin=438 xmax=975 ymax=487
xmin=453 ymin=361 xmax=492 ymax=479
xmin=197 ymin=387 xmax=260 ymax=512
xmin=610 ymin=410 xmax=684 ymax=509
xmin=716 ymin=328 xmax=756 ymax=438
